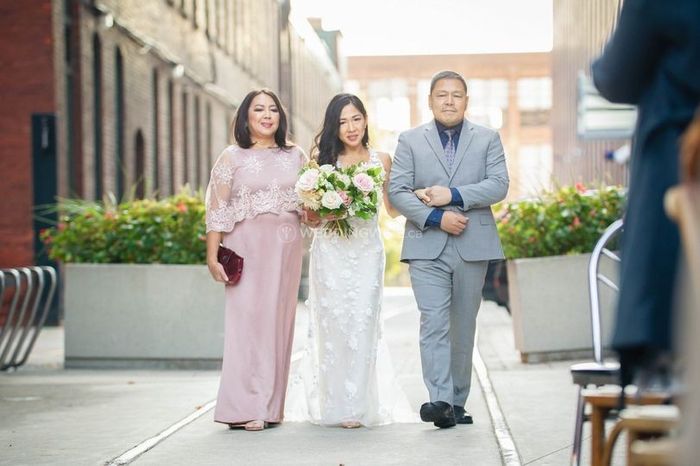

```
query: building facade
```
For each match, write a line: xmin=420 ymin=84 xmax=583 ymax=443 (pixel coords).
xmin=551 ymin=0 xmax=629 ymax=187
xmin=347 ymin=53 xmax=552 ymax=200
xmin=0 ymin=0 xmax=342 ymax=269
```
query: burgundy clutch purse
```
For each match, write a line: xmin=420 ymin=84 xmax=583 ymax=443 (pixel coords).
xmin=217 ymin=245 xmax=244 ymax=285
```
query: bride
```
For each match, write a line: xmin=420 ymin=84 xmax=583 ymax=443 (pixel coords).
xmin=292 ymin=93 xmax=412 ymax=428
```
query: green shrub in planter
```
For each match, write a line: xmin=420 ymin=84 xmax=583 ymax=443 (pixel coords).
xmin=496 ymin=184 xmax=625 ymax=260
xmin=40 ymin=191 xmax=206 ymax=264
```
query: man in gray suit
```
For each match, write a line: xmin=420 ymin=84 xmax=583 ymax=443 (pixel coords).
xmin=389 ymin=70 xmax=509 ymax=428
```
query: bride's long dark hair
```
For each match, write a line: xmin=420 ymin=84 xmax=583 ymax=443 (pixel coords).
xmin=312 ymin=93 xmax=370 ymax=166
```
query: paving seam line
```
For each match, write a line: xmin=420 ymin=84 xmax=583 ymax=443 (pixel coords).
xmin=104 ymin=398 xmax=217 ymax=465
xmin=102 ymin=305 xmax=446 ymax=464
xmin=473 ymin=344 xmax=522 ymax=466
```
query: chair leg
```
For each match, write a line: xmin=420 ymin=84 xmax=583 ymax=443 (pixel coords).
xmin=571 ymin=387 xmax=586 ymax=466
xmin=601 ymin=420 xmax=627 ymax=466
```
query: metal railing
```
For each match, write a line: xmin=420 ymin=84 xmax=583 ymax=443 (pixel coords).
xmin=0 ymin=266 xmax=57 ymax=371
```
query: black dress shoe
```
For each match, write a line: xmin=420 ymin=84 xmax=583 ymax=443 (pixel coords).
xmin=453 ymin=405 xmax=473 ymax=424
xmin=420 ymin=401 xmax=456 ymax=428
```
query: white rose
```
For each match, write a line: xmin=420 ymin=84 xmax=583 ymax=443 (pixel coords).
xmin=321 ymin=191 xmax=344 ymax=210
xmin=319 ymin=164 xmax=335 ymax=174
xmin=295 ymin=169 xmax=320 ymax=191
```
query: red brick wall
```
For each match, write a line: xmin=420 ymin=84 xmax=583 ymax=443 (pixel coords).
xmin=0 ymin=1 xmax=56 ymax=267
xmin=73 ymin=1 xmax=278 ymax=200
xmin=0 ymin=0 xmax=342 ymax=271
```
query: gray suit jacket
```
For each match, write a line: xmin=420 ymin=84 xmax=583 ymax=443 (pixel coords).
xmin=389 ymin=119 xmax=509 ymax=262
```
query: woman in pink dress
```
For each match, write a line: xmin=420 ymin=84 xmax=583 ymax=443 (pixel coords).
xmin=205 ymin=89 xmax=306 ymax=431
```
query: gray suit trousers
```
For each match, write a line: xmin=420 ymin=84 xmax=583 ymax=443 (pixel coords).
xmin=408 ymin=236 xmax=488 ymax=407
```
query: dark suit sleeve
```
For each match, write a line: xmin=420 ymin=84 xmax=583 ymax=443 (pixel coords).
xmin=424 ymin=209 xmax=444 ymax=228
xmin=591 ymin=0 xmax=663 ymax=104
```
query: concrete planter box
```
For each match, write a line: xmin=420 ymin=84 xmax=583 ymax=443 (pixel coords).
xmin=64 ymin=264 xmax=224 ymax=369
xmin=507 ymin=253 xmax=618 ymax=363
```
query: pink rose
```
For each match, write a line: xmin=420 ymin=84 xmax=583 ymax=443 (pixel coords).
xmin=352 ymin=173 xmax=374 ymax=194
xmin=338 ymin=190 xmax=352 ymax=207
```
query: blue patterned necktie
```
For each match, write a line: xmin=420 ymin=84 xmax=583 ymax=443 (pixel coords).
xmin=444 ymin=129 xmax=456 ymax=169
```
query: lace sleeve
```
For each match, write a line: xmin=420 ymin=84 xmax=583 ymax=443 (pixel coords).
xmin=298 ymin=146 xmax=310 ymax=165
xmin=205 ymin=147 xmax=237 ymax=233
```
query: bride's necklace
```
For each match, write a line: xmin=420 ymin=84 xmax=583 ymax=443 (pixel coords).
xmin=338 ymin=149 xmax=370 ymax=166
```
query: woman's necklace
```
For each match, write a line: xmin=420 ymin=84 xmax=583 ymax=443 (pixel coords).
xmin=339 ymin=149 xmax=369 ymax=166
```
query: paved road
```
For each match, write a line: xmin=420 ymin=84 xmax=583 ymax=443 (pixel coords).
xmin=1 ymin=288 xmax=619 ymax=465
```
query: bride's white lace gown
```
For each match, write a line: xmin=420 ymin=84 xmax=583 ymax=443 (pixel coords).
xmin=287 ymin=150 xmax=414 ymax=427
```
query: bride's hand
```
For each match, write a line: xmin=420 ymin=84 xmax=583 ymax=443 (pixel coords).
xmin=301 ymin=208 xmax=322 ymax=228
xmin=414 ymin=188 xmax=431 ymax=204
xmin=321 ymin=211 xmax=347 ymax=222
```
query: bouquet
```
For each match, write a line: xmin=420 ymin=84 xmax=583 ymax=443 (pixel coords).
xmin=295 ymin=159 xmax=385 ymax=237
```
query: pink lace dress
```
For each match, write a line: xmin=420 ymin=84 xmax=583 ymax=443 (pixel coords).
xmin=205 ymin=144 xmax=304 ymax=424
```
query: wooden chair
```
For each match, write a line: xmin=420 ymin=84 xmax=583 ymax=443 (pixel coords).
xmin=629 ymin=438 xmax=678 ymax=466
xmin=601 ymin=405 xmax=680 ymax=466
xmin=581 ymin=388 xmax=673 ymax=466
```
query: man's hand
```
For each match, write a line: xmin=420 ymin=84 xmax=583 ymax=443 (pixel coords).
xmin=425 ymin=186 xmax=452 ymax=207
xmin=440 ymin=211 xmax=469 ymax=235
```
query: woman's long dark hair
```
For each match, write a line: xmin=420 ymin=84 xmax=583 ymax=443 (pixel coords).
xmin=312 ymin=93 xmax=369 ymax=166
xmin=232 ymin=89 xmax=293 ymax=150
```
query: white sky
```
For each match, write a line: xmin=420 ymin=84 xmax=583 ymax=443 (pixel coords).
xmin=291 ymin=0 xmax=553 ymax=56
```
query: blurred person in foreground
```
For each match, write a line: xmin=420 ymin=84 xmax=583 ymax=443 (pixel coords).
xmin=592 ymin=0 xmax=700 ymax=389
xmin=678 ymin=108 xmax=700 ymax=463
xmin=205 ymin=89 xmax=307 ymax=431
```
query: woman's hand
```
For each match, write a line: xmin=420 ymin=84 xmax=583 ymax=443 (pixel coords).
xmin=208 ymin=259 xmax=230 ymax=284
xmin=414 ymin=188 xmax=431 ymax=204
xmin=301 ymin=208 xmax=322 ymax=228
xmin=321 ymin=212 xmax=346 ymax=222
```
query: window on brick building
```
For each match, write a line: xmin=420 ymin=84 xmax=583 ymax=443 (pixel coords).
xmin=467 ymin=79 xmax=509 ymax=130
xmin=194 ymin=96 xmax=201 ymax=188
xmin=134 ymin=130 xmax=145 ymax=199
xmin=152 ymin=69 xmax=160 ymax=196
xmin=204 ymin=0 xmax=210 ymax=38
xmin=225 ymin=113 xmax=232 ymax=144
xmin=182 ymin=91 xmax=189 ymax=185
xmin=217 ymin=0 xmax=225 ymax=49
xmin=92 ymin=34 xmax=103 ymax=201
xmin=517 ymin=77 xmax=552 ymax=110
xmin=115 ymin=48 xmax=125 ymax=200
xmin=205 ymin=102 xmax=212 ymax=185
xmin=168 ymin=80 xmax=175 ymax=195
xmin=517 ymin=144 xmax=553 ymax=197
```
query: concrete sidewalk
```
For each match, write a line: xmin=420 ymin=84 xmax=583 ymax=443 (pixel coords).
xmin=0 ymin=288 xmax=610 ymax=465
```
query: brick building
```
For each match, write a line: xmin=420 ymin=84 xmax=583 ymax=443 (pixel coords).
xmin=0 ymin=0 xmax=342 ymax=269
xmin=346 ymin=53 xmax=552 ymax=200
xmin=551 ymin=0 xmax=629 ymax=187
